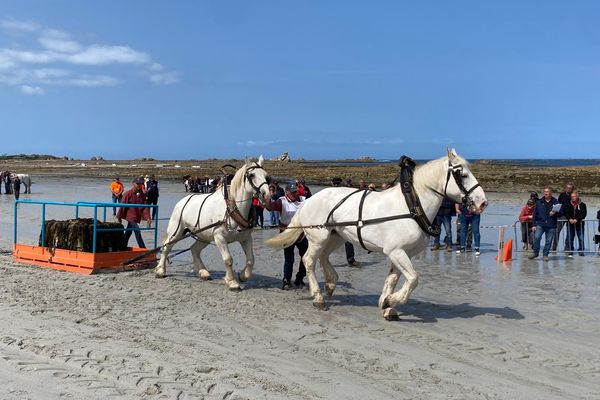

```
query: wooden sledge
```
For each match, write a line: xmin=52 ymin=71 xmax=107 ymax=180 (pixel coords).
xmin=13 ymin=244 xmax=156 ymax=275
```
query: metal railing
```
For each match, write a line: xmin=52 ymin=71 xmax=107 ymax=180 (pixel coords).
xmin=514 ymin=219 xmax=599 ymax=254
xmin=14 ymin=200 xmax=159 ymax=253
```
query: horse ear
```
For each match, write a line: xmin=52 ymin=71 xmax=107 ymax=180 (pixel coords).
xmin=257 ymin=155 xmax=264 ymax=167
xmin=447 ymin=147 xmax=458 ymax=162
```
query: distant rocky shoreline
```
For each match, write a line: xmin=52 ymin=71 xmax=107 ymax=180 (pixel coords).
xmin=1 ymin=158 xmax=599 ymax=195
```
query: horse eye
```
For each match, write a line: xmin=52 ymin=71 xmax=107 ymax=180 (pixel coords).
xmin=461 ymin=171 xmax=468 ymax=178
xmin=248 ymin=173 xmax=255 ymax=179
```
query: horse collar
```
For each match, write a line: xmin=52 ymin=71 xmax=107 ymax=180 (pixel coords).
xmin=399 ymin=156 xmax=440 ymax=237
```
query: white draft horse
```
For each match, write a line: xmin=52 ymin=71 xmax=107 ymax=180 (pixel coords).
xmin=266 ymin=149 xmax=488 ymax=320
xmin=155 ymin=156 xmax=271 ymax=290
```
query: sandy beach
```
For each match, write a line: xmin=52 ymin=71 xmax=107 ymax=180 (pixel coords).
xmin=0 ymin=177 xmax=599 ymax=399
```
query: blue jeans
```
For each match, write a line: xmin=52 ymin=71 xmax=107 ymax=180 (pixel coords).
xmin=434 ymin=215 xmax=452 ymax=245
xmin=270 ymin=211 xmax=280 ymax=226
xmin=459 ymin=213 xmax=480 ymax=249
xmin=112 ymin=193 xmax=122 ymax=215
xmin=567 ymin=223 xmax=584 ymax=253
xmin=533 ymin=226 xmax=555 ymax=257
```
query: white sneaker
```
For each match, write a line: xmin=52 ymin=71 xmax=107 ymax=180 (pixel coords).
xmin=456 ymin=249 xmax=461 ymax=254
xmin=475 ymin=249 xmax=480 ymax=256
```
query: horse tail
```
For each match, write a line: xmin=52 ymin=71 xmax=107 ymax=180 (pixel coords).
xmin=265 ymin=214 xmax=303 ymax=249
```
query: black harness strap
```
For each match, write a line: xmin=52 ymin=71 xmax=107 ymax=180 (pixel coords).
xmin=195 ymin=191 xmax=216 ymax=229
xmin=356 ymin=189 xmax=369 ymax=251
xmin=325 ymin=188 xmax=364 ymax=225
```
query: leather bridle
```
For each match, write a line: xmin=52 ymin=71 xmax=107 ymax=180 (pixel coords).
xmin=244 ymin=163 xmax=270 ymax=201
xmin=436 ymin=162 xmax=481 ymax=208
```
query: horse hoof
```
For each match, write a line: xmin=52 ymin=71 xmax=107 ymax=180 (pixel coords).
xmin=313 ymin=301 xmax=328 ymax=311
xmin=228 ymin=285 xmax=242 ymax=292
xmin=381 ymin=296 xmax=391 ymax=310
xmin=154 ymin=269 xmax=166 ymax=278
xmin=383 ymin=308 xmax=400 ymax=321
xmin=238 ymin=271 xmax=249 ymax=283
xmin=325 ymin=284 xmax=336 ymax=297
xmin=197 ymin=271 xmax=212 ymax=281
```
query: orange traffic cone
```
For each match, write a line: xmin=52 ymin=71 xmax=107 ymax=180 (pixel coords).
xmin=503 ymin=239 xmax=513 ymax=262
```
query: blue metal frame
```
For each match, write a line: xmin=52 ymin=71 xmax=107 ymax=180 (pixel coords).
xmin=14 ymin=200 xmax=159 ymax=253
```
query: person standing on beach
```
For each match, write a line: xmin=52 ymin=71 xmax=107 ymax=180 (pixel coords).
xmin=331 ymin=177 xmax=361 ymax=267
xmin=553 ymin=183 xmax=575 ymax=252
xmin=455 ymin=202 xmax=481 ymax=255
xmin=12 ymin=174 xmax=21 ymax=200
xmin=564 ymin=191 xmax=587 ymax=257
xmin=117 ymin=177 xmax=151 ymax=248
xmin=432 ymin=197 xmax=455 ymax=251
xmin=110 ymin=177 xmax=124 ymax=216
xmin=4 ymin=172 xmax=12 ymax=194
xmin=529 ymin=187 xmax=561 ymax=261
xmin=268 ymin=184 xmax=281 ymax=227
xmin=518 ymin=198 xmax=536 ymax=250
xmin=145 ymin=174 xmax=160 ymax=220
xmin=264 ymin=182 xmax=307 ymax=289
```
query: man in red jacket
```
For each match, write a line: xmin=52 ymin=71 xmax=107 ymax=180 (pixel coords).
xmin=117 ymin=177 xmax=151 ymax=248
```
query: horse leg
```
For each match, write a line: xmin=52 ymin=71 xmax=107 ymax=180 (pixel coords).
xmin=380 ymin=248 xmax=418 ymax=320
xmin=155 ymin=241 xmax=175 ymax=278
xmin=378 ymin=264 xmax=402 ymax=321
xmin=190 ymin=240 xmax=211 ymax=280
xmin=238 ymin=236 xmax=255 ymax=283
xmin=319 ymin=235 xmax=344 ymax=297
xmin=214 ymin=234 xmax=241 ymax=291
xmin=301 ymin=239 xmax=327 ymax=310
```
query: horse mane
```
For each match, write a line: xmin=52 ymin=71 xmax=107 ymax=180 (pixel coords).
xmin=413 ymin=155 xmax=469 ymax=193
xmin=228 ymin=162 xmax=251 ymax=199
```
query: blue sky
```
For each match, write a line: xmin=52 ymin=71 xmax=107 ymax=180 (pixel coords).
xmin=1 ymin=1 xmax=600 ymax=160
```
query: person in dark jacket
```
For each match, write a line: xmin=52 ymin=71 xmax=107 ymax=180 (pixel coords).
xmin=529 ymin=187 xmax=561 ymax=260
xmin=12 ymin=175 xmax=21 ymax=200
xmin=145 ymin=174 xmax=160 ymax=220
xmin=564 ymin=191 xmax=587 ymax=256
xmin=117 ymin=177 xmax=151 ymax=248
xmin=553 ymin=182 xmax=575 ymax=251
xmin=432 ymin=197 xmax=455 ymax=251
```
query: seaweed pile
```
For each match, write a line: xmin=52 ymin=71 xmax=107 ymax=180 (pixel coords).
xmin=39 ymin=218 xmax=127 ymax=252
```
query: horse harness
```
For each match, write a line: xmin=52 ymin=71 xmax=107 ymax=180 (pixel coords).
xmin=322 ymin=155 xmax=479 ymax=251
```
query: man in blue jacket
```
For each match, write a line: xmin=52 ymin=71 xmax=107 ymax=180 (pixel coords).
xmin=529 ymin=187 xmax=561 ymax=261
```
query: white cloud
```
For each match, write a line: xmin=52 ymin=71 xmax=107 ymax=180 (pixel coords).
xmin=39 ymin=29 xmax=82 ymax=53
xmin=20 ymin=85 xmax=44 ymax=95
xmin=150 ymin=71 xmax=180 ymax=85
xmin=67 ymin=45 xmax=150 ymax=65
xmin=0 ymin=18 xmax=179 ymax=94
xmin=1 ymin=18 xmax=39 ymax=33
xmin=67 ymin=75 xmax=119 ymax=87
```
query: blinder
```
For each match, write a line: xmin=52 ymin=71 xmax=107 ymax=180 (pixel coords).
xmin=445 ymin=163 xmax=480 ymax=208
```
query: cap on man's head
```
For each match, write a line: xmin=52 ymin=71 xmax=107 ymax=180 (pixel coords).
xmin=285 ymin=182 xmax=298 ymax=193
xmin=332 ymin=177 xmax=343 ymax=185
xmin=115 ymin=176 xmax=120 ymax=180
xmin=527 ymin=199 xmax=535 ymax=205
xmin=530 ymin=191 xmax=539 ymax=198
xmin=134 ymin=177 xmax=144 ymax=184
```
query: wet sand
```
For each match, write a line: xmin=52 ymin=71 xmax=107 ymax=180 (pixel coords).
xmin=0 ymin=180 xmax=599 ymax=399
